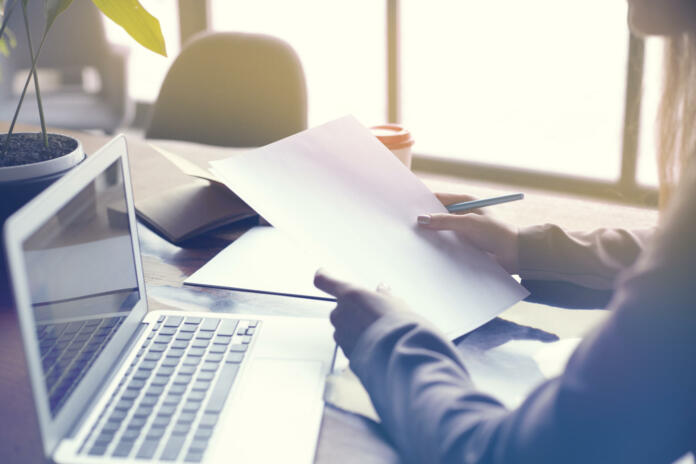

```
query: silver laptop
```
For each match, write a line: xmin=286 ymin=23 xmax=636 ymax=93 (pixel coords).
xmin=3 ymin=135 xmax=335 ymax=463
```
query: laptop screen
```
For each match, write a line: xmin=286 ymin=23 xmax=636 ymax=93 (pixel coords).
xmin=21 ymin=157 xmax=140 ymax=417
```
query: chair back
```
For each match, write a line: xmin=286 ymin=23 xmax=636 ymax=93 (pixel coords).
xmin=146 ymin=32 xmax=307 ymax=147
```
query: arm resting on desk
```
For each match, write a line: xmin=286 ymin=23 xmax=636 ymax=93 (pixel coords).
xmin=520 ymin=280 xmax=613 ymax=309
xmin=350 ymin=287 xmax=696 ymax=463
xmin=518 ymin=225 xmax=653 ymax=308
xmin=350 ymin=171 xmax=696 ymax=463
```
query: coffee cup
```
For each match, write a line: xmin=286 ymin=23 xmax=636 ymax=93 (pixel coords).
xmin=370 ymin=124 xmax=414 ymax=169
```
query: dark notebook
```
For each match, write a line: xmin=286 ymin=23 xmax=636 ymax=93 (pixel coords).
xmin=77 ymin=132 xmax=256 ymax=243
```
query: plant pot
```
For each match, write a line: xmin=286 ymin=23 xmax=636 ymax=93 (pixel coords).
xmin=0 ymin=133 xmax=85 ymax=302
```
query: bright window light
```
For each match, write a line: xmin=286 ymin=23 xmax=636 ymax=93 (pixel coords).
xmin=402 ymin=0 xmax=630 ymax=181
xmin=210 ymin=0 xmax=386 ymax=128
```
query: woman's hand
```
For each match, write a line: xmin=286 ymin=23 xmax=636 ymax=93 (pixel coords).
xmin=314 ymin=269 xmax=410 ymax=357
xmin=418 ymin=193 xmax=520 ymax=274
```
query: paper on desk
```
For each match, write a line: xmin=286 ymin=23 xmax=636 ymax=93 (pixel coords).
xmin=457 ymin=337 xmax=582 ymax=409
xmin=324 ymin=337 xmax=582 ymax=421
xmin=185 ymin=226 xmax=337 ymax=300
xmin=210 ymin=116 xmax=529 ymax=338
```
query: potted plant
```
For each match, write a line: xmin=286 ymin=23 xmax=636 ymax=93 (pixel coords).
xmin=0 ymin=0 xmax=167 ymax=293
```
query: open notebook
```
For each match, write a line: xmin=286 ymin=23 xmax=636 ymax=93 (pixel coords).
xmin=78 ymin=133 xmax=257 ymax=243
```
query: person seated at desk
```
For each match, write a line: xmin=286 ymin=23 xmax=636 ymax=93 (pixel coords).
xmin=314 ymin=1 xmax=696 ymax=463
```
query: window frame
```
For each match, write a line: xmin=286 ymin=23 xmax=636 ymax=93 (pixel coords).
xmin=177 ymin=0 xmax=657 ymax=207
xmin=389 ymin=1 xmax=656 ymax=207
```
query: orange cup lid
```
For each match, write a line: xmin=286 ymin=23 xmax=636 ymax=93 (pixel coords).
xmin=370 ymin=124 xmax=414 ymax=150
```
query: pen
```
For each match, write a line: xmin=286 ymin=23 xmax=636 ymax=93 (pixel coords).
xmin=446 ymin=193 xmax=524 ymax=213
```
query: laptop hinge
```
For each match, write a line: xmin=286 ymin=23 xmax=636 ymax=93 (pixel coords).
xmin=65 ymin=322 xmax=150 ymax=439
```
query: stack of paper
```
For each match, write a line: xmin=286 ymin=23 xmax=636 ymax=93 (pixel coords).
xmin=206 ymin=116 xmax=528 ymax=339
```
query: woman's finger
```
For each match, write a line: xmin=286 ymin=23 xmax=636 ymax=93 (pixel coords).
xmin=417 ymin=212 xmax=480 ymax=230
xmin=314 ymin=268 xmax=354 ymax=297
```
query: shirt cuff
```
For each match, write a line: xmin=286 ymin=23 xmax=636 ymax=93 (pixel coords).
xmin=518 ymin=224 xmax=559 ymax=281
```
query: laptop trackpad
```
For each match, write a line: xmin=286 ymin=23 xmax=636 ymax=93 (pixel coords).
xmin=212 ymin=359 xmax=326 ymax=463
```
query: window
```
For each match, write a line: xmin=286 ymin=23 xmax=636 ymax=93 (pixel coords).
xmin=402 ymin=0 xmax=631 ymax=181
xmin=209 ymin=0 xmax=386 ymax=128
xmin=106 ymin=2 xmax=659 ymax=204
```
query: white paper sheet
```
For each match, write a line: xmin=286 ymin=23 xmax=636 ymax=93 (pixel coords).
xmin=185 ymin=226 xmax=336 ymax=300
xmin=210 ymin=116 xmax=529 ymax=338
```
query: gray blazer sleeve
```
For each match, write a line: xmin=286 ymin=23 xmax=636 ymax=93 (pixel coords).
xmin=518 ymin=225 xmax=653 ymax=289
xmin=517 ymin=226 xmax=653 ymax=308
xmin=349 ymin=164 xmax=696 ymax=463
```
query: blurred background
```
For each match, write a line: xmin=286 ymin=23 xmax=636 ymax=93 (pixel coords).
xmin=9 ymin=0 xmax=668 ymax=206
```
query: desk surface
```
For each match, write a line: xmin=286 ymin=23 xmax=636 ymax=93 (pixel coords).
xmin=135 ymin=175 xmax=658 ymax=464
xmin=0 ymin=132 xmax=658 ymax=463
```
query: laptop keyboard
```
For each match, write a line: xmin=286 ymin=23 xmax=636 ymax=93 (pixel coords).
xmin=37 ymin=316 xmax=126 ymax=415
xmin=81 ymin=315 xmax=258 ymax=462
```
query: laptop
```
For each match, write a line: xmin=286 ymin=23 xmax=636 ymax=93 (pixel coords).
xmin=3 ymin=135 xmax=336 ymax=463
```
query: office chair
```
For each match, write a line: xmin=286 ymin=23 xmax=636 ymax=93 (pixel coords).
xmin=0 ymin=1 xmax=132 ymax=133
xmin=146 ymin=32 xmax=307 ymax=147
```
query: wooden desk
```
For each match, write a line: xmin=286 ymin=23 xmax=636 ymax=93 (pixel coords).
xmin=0 ymin=131 xmax=658 ymax=463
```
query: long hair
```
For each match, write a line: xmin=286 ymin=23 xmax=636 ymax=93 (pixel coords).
xmin=657 ymin=33 xmax=696 ymax=208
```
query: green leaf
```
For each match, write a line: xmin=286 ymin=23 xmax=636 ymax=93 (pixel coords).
xmin=44 ymin=0 xmax=74 ymax=30
xmin=90 ymin=0 xmax=166 ymax=56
